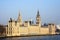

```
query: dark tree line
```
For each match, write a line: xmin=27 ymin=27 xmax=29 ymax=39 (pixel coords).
xmin=0 ymin=25 xmax=6 ymax=35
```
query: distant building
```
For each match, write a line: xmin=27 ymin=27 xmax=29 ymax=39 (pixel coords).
xmin=56 ymin=25 xmax=60 ymax=34
xmin=56 ymin=25 xmax=60 ymax=29
xmin=5 ymin=10 xmax=56 ymax=36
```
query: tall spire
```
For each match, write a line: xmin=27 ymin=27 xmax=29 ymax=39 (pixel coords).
xmin=19 ymin=11 xmax=20 ymax=17
xmin=36 ymin=10 xmax=41 ymax=26
xmin=37 ymin=10 xmax=40 ymax=17
xmin=17 ymin=11 xmax=22 ymax=23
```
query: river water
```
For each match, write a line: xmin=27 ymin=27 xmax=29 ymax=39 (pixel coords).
xmin=0 ymin=35 xmax=60 ymax=40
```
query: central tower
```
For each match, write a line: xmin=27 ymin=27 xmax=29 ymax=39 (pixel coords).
xmin=17 ymin=11 xmax=22 ymax=25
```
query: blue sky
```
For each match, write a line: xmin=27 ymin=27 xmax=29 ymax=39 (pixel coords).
xmin=0 ymin=0 xmax=60 ymax=25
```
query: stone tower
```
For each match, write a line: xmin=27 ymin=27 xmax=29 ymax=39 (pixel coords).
xmin=48 ymin=23 xmax=56 ymax=34
xmin=36 ymin=10 xmax=41 ymax=27
xmin=17 ymin=11 xmax=22 ymax=25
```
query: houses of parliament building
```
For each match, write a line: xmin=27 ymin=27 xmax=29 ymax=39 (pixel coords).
xmin=5 ymin=10 xmax=56 ymax=36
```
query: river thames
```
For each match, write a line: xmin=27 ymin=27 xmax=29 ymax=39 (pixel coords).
xmin=0 ymin=35 xmax=60 ymax=40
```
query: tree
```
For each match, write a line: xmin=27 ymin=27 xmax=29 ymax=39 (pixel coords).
xmin=0 ymin=25 xmax=5 ymax=35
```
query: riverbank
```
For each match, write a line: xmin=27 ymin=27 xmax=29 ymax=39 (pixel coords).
xmin=0 ymin=34 xmax=60 ymax=38
xmin=1 ymin=34 xmax=60 ymax=40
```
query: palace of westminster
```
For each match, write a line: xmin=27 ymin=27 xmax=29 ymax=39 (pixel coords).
xmin=4 ymin=10 xmax=56 ymax=36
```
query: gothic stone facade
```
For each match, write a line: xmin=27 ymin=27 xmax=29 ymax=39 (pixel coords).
xmin=6 ymin=11 xmax=56 ymax=36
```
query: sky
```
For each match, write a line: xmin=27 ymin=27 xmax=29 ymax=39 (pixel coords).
xmin=0 ymin=0 xmax=60 ymax=25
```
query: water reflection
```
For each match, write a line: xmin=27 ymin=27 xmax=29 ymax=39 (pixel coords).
xmin=0 ymin=35 xmax=60 ymax=40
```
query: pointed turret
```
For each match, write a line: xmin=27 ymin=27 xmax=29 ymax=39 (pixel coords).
xmin=17 ymin=11 xmax=22 ymax=25
xmin=36 ymin=10 xmax=40 ymax=17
